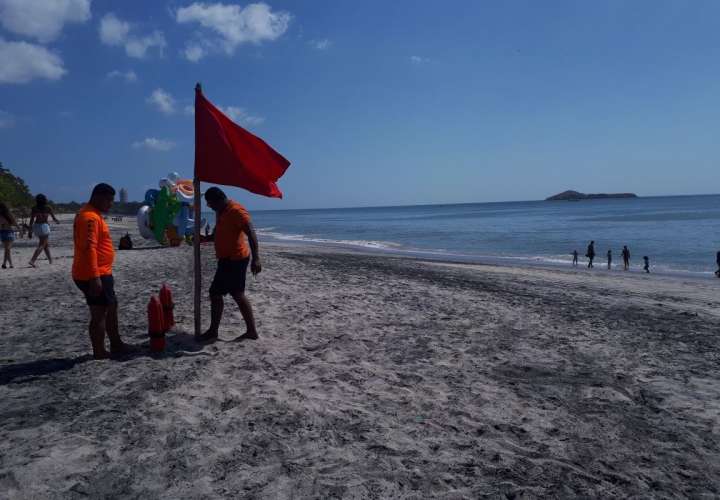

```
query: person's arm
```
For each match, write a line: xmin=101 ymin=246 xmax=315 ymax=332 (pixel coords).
xmin=244 ymin=222 xmax=261 ymax=275
xmin=49 ymin=207 xmax=60 ymax=224
xmin=79 ymin=216 xmax=102 ymax=295
xmin=28 ymin=211 xmax=35 ymax=237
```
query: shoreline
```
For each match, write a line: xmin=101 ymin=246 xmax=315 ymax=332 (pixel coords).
xmin=259 ymin=237 xmax=720 ymax=284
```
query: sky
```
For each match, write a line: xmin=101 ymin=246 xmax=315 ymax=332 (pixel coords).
xmin=1 ymin=0 xmax=719 ymax=210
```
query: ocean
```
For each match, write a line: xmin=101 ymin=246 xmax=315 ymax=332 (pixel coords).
xmin=206 ymin=195 xmax=720 ymax=277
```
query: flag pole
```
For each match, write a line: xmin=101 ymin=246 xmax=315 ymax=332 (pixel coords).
xmin=193 ymin=82 xmax=202 ymax=338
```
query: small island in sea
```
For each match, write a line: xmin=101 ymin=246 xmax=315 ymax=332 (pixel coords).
xmin=546 ymin=190 xmax=638 ymax=201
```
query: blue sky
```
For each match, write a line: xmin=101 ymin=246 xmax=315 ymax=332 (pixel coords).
xmin=1 ymin=0 xmax=719 ymax=210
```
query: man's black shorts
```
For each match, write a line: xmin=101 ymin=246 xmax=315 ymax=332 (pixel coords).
xmin=209 ymin=258 xmax=249 ymax=296
xmin=75 ymin=275 xmax=118 ymax=306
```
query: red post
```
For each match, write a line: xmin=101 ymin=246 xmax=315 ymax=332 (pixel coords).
xmin=148 ymin=295 xmax=165 ymax=352
xmin=159 ymin=284 xmax=175 ymax=332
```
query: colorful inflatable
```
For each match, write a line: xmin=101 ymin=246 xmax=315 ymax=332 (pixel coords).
xmin=136 ymin=172 xmax=206 ymax=246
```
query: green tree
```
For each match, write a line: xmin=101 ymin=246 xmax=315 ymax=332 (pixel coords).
xmin=0 ymin=162 xmax=34 ymax=217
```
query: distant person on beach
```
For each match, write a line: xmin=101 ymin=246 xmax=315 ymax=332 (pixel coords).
xmin=204 ymin=224 xmax=210 ymax=237
xmin=28 ymin=194 xmax=59 ymax=267
xmin=199 ymin=187 xmax=261 ymax=342
xmin=72 ymin=184 xmax=130 ymax=359
xmin=586 ymin=241 xmax=595 ymax=268
xmin=643 ymin=256 xmax=650 ymax=273
xmin=622 ymin=245 xmax=630 ymax=270
xmin=607 ymin=249 xmax=612 ymax=270
xmin=572 ymin=250 xmax=578 ymax=267
xmin=715 ymin=251 xmax=720 ymax=278
xmin=0 ymin=202 xmax=18 ymax=269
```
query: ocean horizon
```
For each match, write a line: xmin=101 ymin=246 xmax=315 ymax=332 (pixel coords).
xmin=204 ymin=194 xmax=720 ymax=277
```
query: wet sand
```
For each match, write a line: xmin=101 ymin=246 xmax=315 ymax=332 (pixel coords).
xmin=1 ymin=215 xmax=720 ymax=498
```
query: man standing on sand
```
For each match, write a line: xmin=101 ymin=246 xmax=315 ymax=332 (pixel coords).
xmin=622 ymin=245 xmax=631 ymax=271
xmin=607 ymin=249 xmax=612 ymax=270
xmin=586 ymin=241 xmax=595 ymax=268
xmin=199 ymin=187 xmax=261 ymax=342
xmin=72 ymin=184 xmax=130 ymax=359
xmin=715 ymin=250 xmax=720 ymax=278
xmin=572 ymin=250 xmax=578 ymax=267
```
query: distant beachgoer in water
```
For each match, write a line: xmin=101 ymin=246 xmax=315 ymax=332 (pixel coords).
xmin=572 ymin=250 xmax=578 ymax=267
xmin=643 ymin=256 xmax=650 ymax=273
xmin=586 ymin=241 xmax=595 ymax=268
xmin=607 ymin=249 xmax=612 ymax=270
xmin=715 ymin=251 xmax=720 ymax=278
xmin=28 ymin=194 xmax=60 ymax=267
xmin=0 ymin=202 xmax=18 ymax=269
xmin=622 ymin=245 xmax=630 ymax=271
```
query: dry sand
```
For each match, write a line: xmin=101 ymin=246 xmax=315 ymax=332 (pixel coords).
xmin=1 ymin=214 xmax=720 ymax=498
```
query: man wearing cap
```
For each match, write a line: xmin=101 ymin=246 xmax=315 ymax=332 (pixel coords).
xmin=72 ymin=183 xmax=130 ymax=359
xmin=199 ymin=186 xmax=261 ymax=342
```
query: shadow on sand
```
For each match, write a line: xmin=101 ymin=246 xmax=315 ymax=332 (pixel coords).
xmin=0 ymin=331 xmax=210 ymax=386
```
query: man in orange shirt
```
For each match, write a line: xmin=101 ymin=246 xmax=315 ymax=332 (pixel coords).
xmin=72 ymin=183 xmax=129 ymax=359
xmin=199 ymin=187 xmax=261 ymax=342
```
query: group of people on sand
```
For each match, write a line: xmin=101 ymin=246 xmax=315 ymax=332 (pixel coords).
xmin=0 ymin=194 xmax=60 ymax=269
xmin=71 ymin=183 xmax=260 ymax=359
xmin=572 ymin=241 xmax=650 ymax=273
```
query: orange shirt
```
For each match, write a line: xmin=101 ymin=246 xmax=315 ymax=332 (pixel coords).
xmin=72 ymin=204 xmax=115 ymax=280
xmin=214 ymin=200 xmax=251 ymax=260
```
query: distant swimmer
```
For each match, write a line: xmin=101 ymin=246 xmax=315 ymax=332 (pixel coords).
xmin=72 ymin=184 xmax=131 ymax=359
xmin=607 ymin=249 xmax=612 ymax=270
xmin=643 ymin=256 xmax=650 ymax=274
xmin=622 ymin=245 xmax=630 ymax=271
xmin=586 ymin=241 xmax=595 ymax=268
xmin=28 ymin=194 xmax=60 ymax=267
xmin=572 ymin=250 xmax=578 ymax=267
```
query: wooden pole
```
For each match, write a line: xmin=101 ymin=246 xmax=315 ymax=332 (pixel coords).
xmin=193 ymin=83 xmax=202 ymax=338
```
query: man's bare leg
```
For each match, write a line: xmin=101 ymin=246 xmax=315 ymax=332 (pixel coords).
xmin=89 ymin=305 xmax=110 ymax=359
xmin=232 ymin=292 xmax=258 ymax=340
xmin=199 ymin=295 xmax=224 ymax=341
xmin=105 ymin=303 xmax=128 ymax=354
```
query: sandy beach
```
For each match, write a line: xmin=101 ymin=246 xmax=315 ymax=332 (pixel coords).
xmin=2 ymin=215 xmax=720 ymax=498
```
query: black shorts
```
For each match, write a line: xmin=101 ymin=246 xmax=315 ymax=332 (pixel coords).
xmin=209 ymin=258 xmax=249 ymax=296
xmin=75 ymin=275 xmax=118 ymax=306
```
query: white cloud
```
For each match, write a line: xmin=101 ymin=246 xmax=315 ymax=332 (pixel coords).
xmin=176 ymin=2 xmax=291 ymax=60
xmin=99 ymin=13 xmax=129 ymax=45
xmin=0 ymin=0 xmax=91 ymax=43
xmin=147 ymin=88 xmax=176 ymax=114
xmin=0 ymin=37 xmax=66 ymax=83
xmin=107 ymin=69 xmax=137 ymax=82
xmin=410 ymin=55 xmax=430 ymax=64
xmin=99 ymin=13 xmax=166 ymax=59
xmin=183 ymin=43 xmax=207 ymax=62
xmin=125 ymin=30 xmax=166 ymax=58
xmin=309 ymin=38 xmax=331 ymax=50
xmin=0 ymin=109 xmax=15 ymax=128
xmin=183 ymin=102 xmax=263 ymax=126
xmin=132 ymin=138 xmax=175 ymax=151
xmin=222 ymin=106 xmax=264 ymax=126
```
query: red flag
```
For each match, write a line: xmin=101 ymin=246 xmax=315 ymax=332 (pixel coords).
xmin=194 ymin=86 xmax=290 ymax=198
